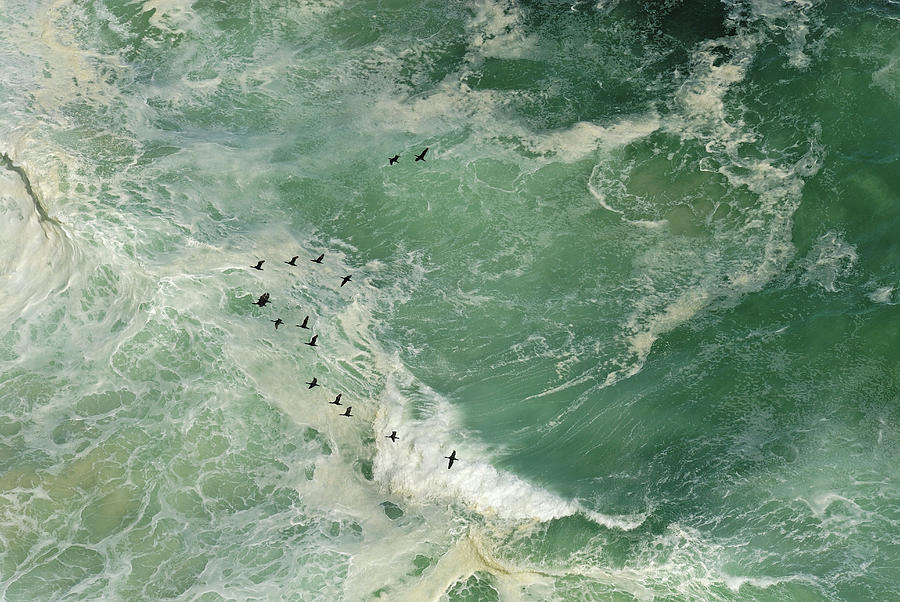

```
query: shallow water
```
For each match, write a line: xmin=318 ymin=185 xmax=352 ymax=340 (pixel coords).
xmin=1 ymin=0 xmax=898 ymax=599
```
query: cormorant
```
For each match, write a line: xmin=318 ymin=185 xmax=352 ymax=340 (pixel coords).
xmin=253 ymin=293 xmax=270 ymax=307
xmin=444 ymin=450 xmax=459 ymax=469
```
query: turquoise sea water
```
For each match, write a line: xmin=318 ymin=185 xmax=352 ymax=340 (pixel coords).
xmin=1 ymin=0 xmax=898 ymax=599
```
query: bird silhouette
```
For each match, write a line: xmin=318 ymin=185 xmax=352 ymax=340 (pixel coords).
xmin=329 ymin=394 xmax=342 ymax=405
xmin=311 ymin=253 xmax=324 ymax=264
xmin=306 ymin=378 xmax=319 ymax=389
xmin=285 ymin=256 xmax=298 ymax=266
xmin=340 ymin=406 xmax=352 ymax=417
xmin=296 ymin=316 xmax=310 ymax=329
xmin=253 ymin=293 xmax=270 ymax=307
xmin=251 ymin=260 xmax=265 ymax=270
xmin=305 ymin=335 xmax=318 ymax=347
xmin=271 ymin=318 xmax=284 ymax=330
xmin=386 ymin=431 xmax=398 ymax=442
xmin=415 ymin=148 xmax=428 ymax=161
xmin=340 ymin=275 xmax=352 ymax=287
xmin=444 ymin=450 xmax=459 ymax=469
xmin=389 ymin=154 xmax=399 ymax=165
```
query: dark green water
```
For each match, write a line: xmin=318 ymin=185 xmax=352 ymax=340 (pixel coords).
xmin=1 ymin=0 xmax=898 ymax=599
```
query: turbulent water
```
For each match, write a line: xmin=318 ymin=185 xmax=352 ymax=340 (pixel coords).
xmin=1 ymin=0 xmax=898 ymax=599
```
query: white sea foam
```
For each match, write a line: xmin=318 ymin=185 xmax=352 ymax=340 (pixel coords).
xmin=371 ymin=358 xmax=646 ymax=529
xmin=868 ymin=285 xmax=897 ymax=305
xmin=799 ymin=231 xmax=858 ymax=292
xmin=0 ymin=158 xmax=78 ymax=323
xmin=469 ymin=0 xmax=537 ymax=60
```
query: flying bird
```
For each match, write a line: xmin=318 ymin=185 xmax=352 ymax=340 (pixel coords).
xmin=305 ymin=335 xmax=318 ymax=347
xmin=271 ymin=318 xmax=284 ymax=330
xmin=311 ymin=253 xmax=324 ymax=264
xmin=296 ymin=316 xmax=310 ymax=329
xmin=444 ymin=450 xmax=459 ymax=469
xmin=415 ymin=148 xmax=428 ymax=162
xmin=306 ymin=378 xmax=319 ymax=389
xmin=389 ymin=154 xmax=399 ymax=165
xmin=340 ymin=406 xmax=352 ymax=417
xmin=251 ymin=260 xmax=265 ymax=270
xmin=285 ymin=256 xmax=298 ymax=266
xmin=340 ymin=275 xmax=352 ymax=287
xmin=386 ymin=431 xmax=398 ymax=442
xmin=329 ymin=394 xmax=342 ymax=405
xmin=253 ymin=293 xmax=270 ymax=307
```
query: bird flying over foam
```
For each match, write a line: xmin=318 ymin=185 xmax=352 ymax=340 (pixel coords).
xmin=415 ymin=148 xmax=428 ymax=162
xmin=444 ymin=450 xmax=459 ymax=469
xmin=253 ymin=293 xmax=270 ymax=307
xmin=251 ymin=260 xmax=264 ymax=270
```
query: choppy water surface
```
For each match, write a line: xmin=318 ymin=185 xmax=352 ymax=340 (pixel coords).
xmin=1 ymin=0 xmax=898 ymax=599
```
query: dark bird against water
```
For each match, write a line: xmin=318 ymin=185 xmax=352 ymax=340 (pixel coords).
xmin=311 ymin=253 xmax=324 ymax=264
xmin=253 ymin=293 xmax=270 ymax=307
xmin=305 ymin=335 xmax=318 ymax=347
xmin=306 ymin=377 xmax=319 ymax=389
xmin=387 ymin=431 xmax=398 ymax=442
xmin=341 ymin=406 xmax=352 ymax=417
xmin=340 ymin=275 xmax=352 ymax=287
xmin=415 ymin=147 xmax=428 ymax=162
xmin=251 ymin=260 xmax=265 ymax=270
xmin=285 ymin=256 xmax=298 ymax=266
xmin=444 ymin=450 xmax=459 ymax=469
xmin=271 ymin=318 xmax=284 ymax=330
xmin=389 ymin=154 xmax=399 ymax=165
xmin=329 ymin=394 xmax=342 ymax=405
xmin=297 ymin=316 xmax=310 ymax=329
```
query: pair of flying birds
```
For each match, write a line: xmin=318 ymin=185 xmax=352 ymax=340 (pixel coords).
xmin=388 ymin=147 xmax=428 ymax=165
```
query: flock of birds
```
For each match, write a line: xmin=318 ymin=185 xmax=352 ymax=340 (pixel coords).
xmin=248 ymin=154 xmax=460 ymax=469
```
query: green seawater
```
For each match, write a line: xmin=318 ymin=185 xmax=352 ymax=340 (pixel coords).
xmin=1 ymin=0 xmax=898 ymax=599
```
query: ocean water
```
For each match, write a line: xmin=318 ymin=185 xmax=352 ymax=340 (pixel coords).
xmin=1 ymin=0 xmax=898 ymax=599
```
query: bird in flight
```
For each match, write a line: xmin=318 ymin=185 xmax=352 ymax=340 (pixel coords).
xmin=415 ymin=148 xmax=428 ymax=162
xmin=444 ymin=450 xmax=459 ymax=469
xmin=253 ymin=293 xmax=270 ymax=307
xmin=386 ymin=431 xmax=398 ymax=442
xmin=297 ymin=316 xmax=310 ymax=329
xmin=389 ymin=154 xmax=399 ymax=165
xmin=340 ymin=406 xmax=352 ymax=417
xmin=306 ymin=377 xmax=319 ymax=389
xmin=271 ymin=318 xmax=284 ymax=330
xmin=285 ymin=256 xmax=298 ymax=266
xmin=311 ymin=253 xmax=324 ymax=264
xmin=305 ymin=335 xmax=318 ymax=347
xmin=329 ymin=394 xmax=342 ymax=405
xmin=340 ymin=275 xmax=352 ymax=287
xmin=251 ymin=260 xmax=265 ymax=270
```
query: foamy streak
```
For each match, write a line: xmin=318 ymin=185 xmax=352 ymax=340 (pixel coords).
xmin=799 ymin=231 xmax=858 ymax=292
xmin=371 ymin=360 xmax=646 ymax=530
xmin=585 ymin=5 xmax=825 ymax=395
xmin=0 ymin=158 xmax=77 ymax=322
